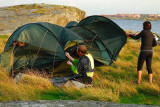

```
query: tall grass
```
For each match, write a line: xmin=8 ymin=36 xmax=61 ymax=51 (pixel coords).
xmin=0 ymin=35 xmax=8 ymax=53
xmin=41 ymin=40 xmax=160 ymax=104
xmin=0 ymin=69 xmax=52 ymax=101
xmin=0 ymin=35 xmax=53 ymax=101
xmin=0 ymin=36 xmax=160 ymax=104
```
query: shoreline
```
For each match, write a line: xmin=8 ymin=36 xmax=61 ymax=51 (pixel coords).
xmin=107 ymin=17 xmax=160 ymax=21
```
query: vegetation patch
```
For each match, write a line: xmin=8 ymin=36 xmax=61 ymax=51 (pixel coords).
xmin=0 ymin=37 xmax=160 ymax=105
xmin=0 ymin=35 xmax=9 ymax=39
xmin=32 ymin=9 xmax=46 ymax=14
xmin=120 ymin=94 xmax=160 ymax=105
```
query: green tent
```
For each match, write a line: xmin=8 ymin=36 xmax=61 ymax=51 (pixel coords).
xmin=0 ymin=22 xmax=83 ymax=75
xmin=66 ymin=15 xmax=127 ymax=65
xmin=0 ymin=15 xmax=127 ymax=75
xmin=65 ymin=21 xmax=78 ymax=28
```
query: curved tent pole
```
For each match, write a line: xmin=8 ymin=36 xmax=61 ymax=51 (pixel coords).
xmin=31 ymin=30 xmax=48 ymax=70
xmin=30 ymin=23 xmax=66 ymax=71
xmin=83 ymin=27 xmax=114 ymax=64
xmin=51 ymin=41 xmax=58 ymax=77
xmin=89 ymin=34 xmax=116 ymax=66
xmin=7 ymin=22 xmax=64 ymax=51
xmin=13 ymin=45 xmax=20 ymax=55
xmin=7 ymin=23 xmax=66 ymax=73
xmin=35 ymin=23 xmax=67 ymax=70
xmin=72 ymin=26 xmax=113 ymax=62
xmin=10 ymin=43 xmax=17 ymax=76
xmin=90 ymin=35 xmax=98 ymax=49
xmin=35 ymin=23 xmax=64 ymax=49
xmin=5 ymin=24 xmax=30 ymax=49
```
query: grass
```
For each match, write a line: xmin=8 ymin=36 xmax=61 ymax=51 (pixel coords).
xmin=0 ymin=69 xmax=53 ymax=101
xmin=39 ymin=40 xmax=160 ymax=105
xmin=0 ymin=35 xmax=160 ymax=105
xmin=32 ymin=9 xmax=46 ymax=14
xmin=120 ymin=94 xmax=160 ymax=105
xmin=0 ymin=35 xmax=9 ymax=53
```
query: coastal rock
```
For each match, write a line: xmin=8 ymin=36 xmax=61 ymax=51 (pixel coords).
xmin=0 ymin=4 xmax=86 ymax=35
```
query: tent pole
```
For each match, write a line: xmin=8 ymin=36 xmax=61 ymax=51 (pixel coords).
xmin=112 ymin=60 xmax=116 ymax=68
xmin=10 ymin=43 xmax=17 ymax=76
xmin=79 ymin=26 xmax=113 ymax=62
xmin=31 ymin=30 xmax=48 ymax=70
xmin=51 ymin=41 xmax=58 ymax=77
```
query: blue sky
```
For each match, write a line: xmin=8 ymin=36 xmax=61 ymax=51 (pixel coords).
xmin=0 ymin=0 xmax=160 ymax=16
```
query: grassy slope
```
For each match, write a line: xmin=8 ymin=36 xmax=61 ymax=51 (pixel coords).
xmin=0 ymin=35 xmax=160 ymax=105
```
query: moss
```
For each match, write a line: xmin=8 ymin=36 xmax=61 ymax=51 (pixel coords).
xmin=32 ymin=9 xmax=46 ymax=14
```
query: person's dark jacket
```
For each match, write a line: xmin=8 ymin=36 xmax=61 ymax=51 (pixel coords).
xmin=129 ymin=30 xmax=157 ymax=50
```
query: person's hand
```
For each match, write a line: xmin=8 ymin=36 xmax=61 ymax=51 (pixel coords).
xmin=67 ymin=61 xmax=73 ymax=66
xmin=65 ymin=52 xmax=70 ymax=58
xmin=65 ymin=52 xmax=74 ymax=62
xmin=125 ymin=32 xmax=129 ymax=37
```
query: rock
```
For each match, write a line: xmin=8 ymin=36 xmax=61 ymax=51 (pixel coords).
xmin=0 ymin=30 xmax=13 ymax=35
xmin=0 ymin=4 xmax=86 ymax=35
xmin=0 ymin=100 xmax=159 ymax=107
xmin=49 ymin=76 xmax=73 ymax=86
xmin=64 ymin=80 xmax=86 ymax=89
xmin=13 ymin=73 xmax=26 ymax=83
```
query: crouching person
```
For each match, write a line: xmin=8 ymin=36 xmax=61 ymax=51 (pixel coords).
xmin=65 ymin=45 xmax=94 ymax=88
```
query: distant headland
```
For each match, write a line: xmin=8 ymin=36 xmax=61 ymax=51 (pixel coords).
xmin=101 ymin=14 xmax=160 ymax=21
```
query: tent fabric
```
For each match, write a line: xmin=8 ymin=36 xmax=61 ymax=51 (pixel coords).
xmin=65 ymin=21 xmax=78 ymax=28
xmin=0 ymin=22 xmax=84 ymax=73
xmin=67 ymin=15 xmax=127 ymax=65
xmin=0 ymin=15 xmax=127 ymax=74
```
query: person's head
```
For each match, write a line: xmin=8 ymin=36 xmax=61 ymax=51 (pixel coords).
xmin=76 ymin=45 xmax=87 ymax=57
xmin=143 ymin=21 xmax=151 ymax=30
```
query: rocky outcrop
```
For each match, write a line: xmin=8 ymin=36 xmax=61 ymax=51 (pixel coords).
xmin=0 ymin=4 xmax=86 ymax=35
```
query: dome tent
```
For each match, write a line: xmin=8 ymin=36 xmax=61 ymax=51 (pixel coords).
xmin=0 ymin=15 xmax=127 ymax=76
xmin=0 ymin=22 xmax=83 ymax=76
xmin=66 ymin=15 xmax=127 ymax=65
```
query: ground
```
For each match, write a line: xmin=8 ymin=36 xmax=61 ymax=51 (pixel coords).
xmin=0 ymin=100 xmax=159 ymax=107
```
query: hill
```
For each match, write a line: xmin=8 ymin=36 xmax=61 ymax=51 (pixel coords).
xmin=0 ymin=4 xmax=86 ymax=35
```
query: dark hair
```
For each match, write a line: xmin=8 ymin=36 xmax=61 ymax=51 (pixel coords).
xmin=143 ymin=21 xmax=151 ymax=30
xmin=77 ymin=45 xmax=87 ymax=54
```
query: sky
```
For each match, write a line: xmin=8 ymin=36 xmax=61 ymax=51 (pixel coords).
xmin=0 ymin=0 xmax=160 ymax=16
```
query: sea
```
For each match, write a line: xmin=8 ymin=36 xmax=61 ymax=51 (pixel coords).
xmin=111 ymin=19 xmax=160 ymax=34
